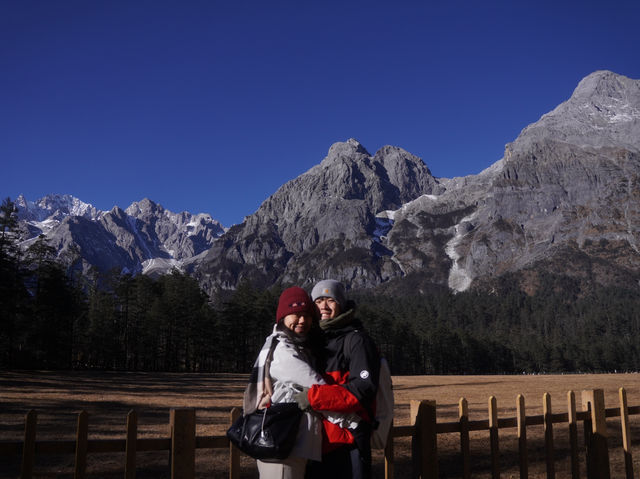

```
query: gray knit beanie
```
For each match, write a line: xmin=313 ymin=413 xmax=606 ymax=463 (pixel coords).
xmin=311 ymin=279 xmax=347 ymax=309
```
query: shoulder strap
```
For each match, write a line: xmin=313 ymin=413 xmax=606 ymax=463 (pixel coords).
xmin=262 ymin=337 xmax=279 ymax=406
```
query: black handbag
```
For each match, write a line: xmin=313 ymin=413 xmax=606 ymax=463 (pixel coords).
xmin=227 ymin=336 xmax=304 ymax=460
xmin=226 ymin=402 xmax=303 ymax=460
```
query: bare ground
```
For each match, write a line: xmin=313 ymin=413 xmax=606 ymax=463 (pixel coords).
xmin=2 ymin=371 xmax=640 ymax=478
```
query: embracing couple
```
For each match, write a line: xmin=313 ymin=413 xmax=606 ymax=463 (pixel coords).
xmin=243 ymin=279 xmax=381 ymax=479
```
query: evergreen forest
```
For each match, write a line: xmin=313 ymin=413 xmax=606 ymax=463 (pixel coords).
xmin=2 ymin=197 xmax=640 ymax=375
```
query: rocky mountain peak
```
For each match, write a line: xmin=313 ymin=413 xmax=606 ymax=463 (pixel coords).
xmin=572 ymin=70 xmax=639 ymax=101
xmin=125 ymin=198 xmax=162 ymax=217
xmin=507 ymin=71 xmax=640 ymax=155
xmin=15 ymin=194 xmax=100 ymax=223
xmin=109 ymin=205 xmax=127 ymax=218
xmin=322 ymin=138 xmax=371 ymax=165
xmin=193 ymin=138 xmax=439 ymax=292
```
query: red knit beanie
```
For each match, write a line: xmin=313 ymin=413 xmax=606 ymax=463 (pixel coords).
xmin=276 ymin=287 xmax=313 ymax=323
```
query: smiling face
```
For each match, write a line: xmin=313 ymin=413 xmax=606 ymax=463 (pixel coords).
xmin=314 ymin=297 xmax=341 ymax=321
xmin=282 ymin=312 xmax=313 ymax=336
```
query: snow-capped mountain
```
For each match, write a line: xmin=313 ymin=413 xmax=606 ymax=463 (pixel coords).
xmin=15 ymin=194 xmax=102 ymax=238
xmin=16 ymin=194 xmax=101 ymax=223
xmin=14 ymin=195 xmax=226 ymax=276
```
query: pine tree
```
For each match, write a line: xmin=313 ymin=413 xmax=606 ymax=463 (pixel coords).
xmin=21 ymin=235 xmax=79 ymax=368
xmin=0 ymin=198 xmax=27 ymax=368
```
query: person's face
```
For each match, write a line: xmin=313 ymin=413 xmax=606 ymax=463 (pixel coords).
xmin=282 ymin=312 xmax=313 ymax=336
xmin=314 ymin=297 xmax=341 ymax=320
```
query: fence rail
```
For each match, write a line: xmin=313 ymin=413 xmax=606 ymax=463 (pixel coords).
xmin=0 ymin=388 xmax=637 ymax=478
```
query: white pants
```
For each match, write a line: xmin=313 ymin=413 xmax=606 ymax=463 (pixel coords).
xmin=257 ymin=456 xmax=307 ymax=479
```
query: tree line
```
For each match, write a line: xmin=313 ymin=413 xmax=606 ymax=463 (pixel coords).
xmin=354 ymin=273 xmax=640 ymax=374
xmin=3 ymin=197 xmax=640 ymax=374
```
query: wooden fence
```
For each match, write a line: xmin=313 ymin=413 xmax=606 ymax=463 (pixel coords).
xmin=0 ymin=388 xmax=637 ymax=478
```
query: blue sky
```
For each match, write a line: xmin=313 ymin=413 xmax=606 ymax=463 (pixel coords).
xmin=2 ymin=1 xmax=640 ymax=226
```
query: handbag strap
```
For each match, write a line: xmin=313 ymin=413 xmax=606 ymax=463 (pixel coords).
xmin=258 ymin=339 xmax=279 ymax=436
xmin=259 ymin=336 xmax=280 ymax=409
xmin=264 ymin=336 xmax=278 ymax=404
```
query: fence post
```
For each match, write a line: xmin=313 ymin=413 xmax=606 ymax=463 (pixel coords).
xmin=619 ymin=388 xmax=634 ymax=479
xmin=229 ymin=407 xmax=241 ymax=479
xmin=384 ymin=416 xmax=395 ymax=479
xmin=489 ymin=396 xmax=499 ymax=479
xmin=125 ymin=409 xmax=137 ymax=479
xmin=516 ymin=395 xmax=527 ymax=479
xmin=74 ymin=410 xmax=88 ymax=479
xmin=543 ymin=392 xmax=555 ymax=479
xmin=582 ymin=389 xmax=610 ymax=479
xmin=459 ymin=398 xmax=470 ymax=479
xmin=567 ymin=391 xmax=580 ymax=479
xmin=170 ymin=408 xmax=196 ymax=479
xmin=411 ymin=399 xmax=437 ymax=479
xmin=21 ymin=410 xmax=37 ymax=479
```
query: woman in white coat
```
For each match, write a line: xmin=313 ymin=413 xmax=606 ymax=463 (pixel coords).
xmin=243 ymin=286 xmax=357 ymax=479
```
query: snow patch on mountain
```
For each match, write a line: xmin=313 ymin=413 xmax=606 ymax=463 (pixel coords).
xmin=142 ymin=258 xmax=183 ymax=275
xmin=377 ymin=194 xmax=440 ymax=222
xmin=445 ymin=212 xmax=477 ymax=292
xmin=33 ymin=218 xmax=61 ymax=233
xmin=127 ymin=215 xmax=154 ymax=260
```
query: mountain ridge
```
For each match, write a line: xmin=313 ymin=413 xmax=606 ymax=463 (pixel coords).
xmin=9 ymin=70 xmax=640 ymax=297
xmin=13 ymin=194 xmax=226 ymax=275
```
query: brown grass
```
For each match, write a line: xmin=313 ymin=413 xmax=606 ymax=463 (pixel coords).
xmin=2 ymin=371 xmax=640 ymax=478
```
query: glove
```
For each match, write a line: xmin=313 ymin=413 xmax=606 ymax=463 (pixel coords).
xmin=293 ymin=387 xmax=310 ymax=411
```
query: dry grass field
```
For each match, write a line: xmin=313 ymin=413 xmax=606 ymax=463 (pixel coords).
xmin=2 ymin=371 xmax=640 ymax=478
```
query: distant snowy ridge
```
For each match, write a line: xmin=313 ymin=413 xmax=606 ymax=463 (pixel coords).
xmin=16 ymin=193 xmax=102 ymax=223
xmin=12 ymin=194 xmax=226 ymax=277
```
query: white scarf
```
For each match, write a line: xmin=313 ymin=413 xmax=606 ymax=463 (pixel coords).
xmin=242 ymin=329 xmax=279 ymax=415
